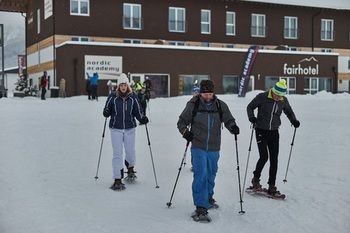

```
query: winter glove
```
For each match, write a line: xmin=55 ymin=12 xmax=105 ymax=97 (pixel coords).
xmin=103 ymin=108 xmax=111 ymax=118
xmin=291 ymin=119 xmax=300 ymax=128
xmin=182 ymin=130 xmax=194 ymax=142
xmin=229 ymin=125 xmax=240 ymax=135
xmin=139 ymin=116 xmax=149 ymax=125
xmin=249 ymin=116 xmax=257 ymax=124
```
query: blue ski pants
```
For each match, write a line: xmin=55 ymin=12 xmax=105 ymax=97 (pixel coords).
xmin=191 ymin=148 xmax=220 ymax=209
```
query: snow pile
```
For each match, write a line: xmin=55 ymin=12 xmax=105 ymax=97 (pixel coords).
xmin=0 ymin=93 xmax=349 ymax=233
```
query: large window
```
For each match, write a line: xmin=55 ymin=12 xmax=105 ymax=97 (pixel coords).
xmin=178 ymin=75 xmax=209 ymax=95
xmin=123 ymin=3 xmax=142 ymax=30
xmin=169 ymin=41 xmax=185 ymax=46
xmin=226 ymin=11 xmax=236 ymax=36
xmin=304 ymin=77 xmax=332 ymax=94
xmin=321 ymin=19 xmax=334 ymax=41
xmin=70 ymin=0 xmax=89 ymax=16
xmin=284 ymin=16 xmax=298 ymax=39
xmin=251 ymin=14 xmax=266 ymax=37
xmin=223 ymin=75 xmax=254 ymax=94
xmin=201 ymin=9 xmax=211 ymax=34
xmin=169 ymin=7 xmax=186 ymax=32
xmin=123 ymin=39 xmax=142 ymax=44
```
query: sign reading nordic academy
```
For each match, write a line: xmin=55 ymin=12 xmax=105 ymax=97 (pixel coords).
xmin=85 ymin=55 xmax=122 ymax=80
xmin=238 ymin=45 xmax=259 ymax=97
xmin=283 ymin=57 xmax=319 ymax=76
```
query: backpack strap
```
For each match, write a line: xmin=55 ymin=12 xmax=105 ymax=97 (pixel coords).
xmin=191 ymin=96 xmax=223 ymax=124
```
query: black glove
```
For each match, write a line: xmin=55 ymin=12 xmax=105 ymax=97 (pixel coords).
xmin=183 ymin=130 xmax=194 ymax=142
xmin=103 ymin=108 xmax=110 ymax=118
xmin=292 ymin=119 xmax=300 ymax=128
xmin=139 ymin=116 xmax=149 ymax=125
xmin=229 ymin=125 xmax=240 ymax=135
xmin=249 ymin=116 xmax=257 ymax=124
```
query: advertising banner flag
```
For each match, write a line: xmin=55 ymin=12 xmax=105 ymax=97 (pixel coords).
xmin=238 ymin=45 xmax=259 ymax=97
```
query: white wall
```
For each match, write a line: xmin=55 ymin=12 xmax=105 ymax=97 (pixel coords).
xmin=338 ymin=80 xmax=349 ymax=92
xmin=338 ymin=56 xmax=350 ymax=73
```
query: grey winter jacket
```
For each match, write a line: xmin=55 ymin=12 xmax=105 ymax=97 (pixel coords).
xmin=177 ymin=95 xmax=237 ymax=151
xmin=247 ymin=90 xmax=297 ymax=130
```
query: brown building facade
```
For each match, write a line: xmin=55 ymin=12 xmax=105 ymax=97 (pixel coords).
xmin=2 ymin=0 xmax=349 ymax=96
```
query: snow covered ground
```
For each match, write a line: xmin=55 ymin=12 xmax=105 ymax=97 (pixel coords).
xmin=1 ymin=92 xmax=349 ymax=233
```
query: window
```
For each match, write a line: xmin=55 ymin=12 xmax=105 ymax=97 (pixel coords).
xmin=286 ymin=47 xmax=298 ymax=51
xmin=71 ymin=36 xmax=89 ymax=42
xmin=178 ymin=75 xmax=209 ymax=95
xmin=123 ymin=3 xmax=142 ymax=30
xmin=169 ymin=41 xmax=185 ymax=46
xmin=226 ymin=11 xmax=236 ymax=36
xmin=223 ymin=75 xmax=239 ymax=94
xmin=348 ymin=60 xmax=350 ymax=69
xmin=123 ymin=39 xmax=142 ymax=44
xmin=321 ymin=19 xmax=334 ymax=41
xmin=169 ymin=7 xmax=186 ymax=32
xmin=251 ymin=14 xmax=266 ymax=37
xmin=321 ymin=48 xmax=333 ymax=53
xmin=201 ymin=42 xmax=210 ymax=47
xmin=304 ymin=77 xmax=332 ymax=94
xmin=37 ymin=9 xmax=40 ymax=34
xmin=201 ymin=9 xmax=211 ymax=34
xmin=226 ymin=44 xmax=235 ymax=48
xmin=223 ymin=75 xmax=254 ymax=94
xmin=284 ymin=16 xmax=298 ymax=39
xmin=70 ymin=0 xmax=89 ymax=16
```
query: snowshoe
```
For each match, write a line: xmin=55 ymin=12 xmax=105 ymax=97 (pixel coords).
xmin=124 ymin=167 xmax=137 ymax=183
xmin=191 ymin=207 xmax=212 ymax=223
xmin=208 ymin=198 xmax=219 ymax=209
xmin=110 ymin=179 xmax=126 ymax=191
xmin=246 ymin=186 xmax=286 ymax=200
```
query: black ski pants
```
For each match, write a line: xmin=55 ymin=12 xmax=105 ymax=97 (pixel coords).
xmin=253 ymin=129 xmax=279 ymax=186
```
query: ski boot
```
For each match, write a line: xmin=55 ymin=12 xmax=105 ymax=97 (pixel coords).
xmin=267 ymin=185 xmax=281 ymax=196
xmin=208 ymin=197 xmax=219 ymax=209
xmin=191 ymin=207 xmax=212 ymax=223
xmin=124 ymin=167 xmax=137 ymax=182
xmin=251 ymin=177 xmax=262 ymax=190
xmin=110 ymin=179 xmax=126 ymax=191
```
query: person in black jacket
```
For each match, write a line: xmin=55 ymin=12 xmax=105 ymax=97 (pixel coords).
xmin=247 ymin=79 xmax=300 ymax=196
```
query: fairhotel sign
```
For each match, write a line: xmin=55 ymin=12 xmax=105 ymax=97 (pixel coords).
xmin=283 ymin=57 xmax=319 ymax=76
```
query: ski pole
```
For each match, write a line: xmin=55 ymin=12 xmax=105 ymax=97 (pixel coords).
xmin=283 ymin=127 xmax=297 ymax=183
xmin=94 ymin=117 xmax=107 ymax=180
xmin=166 ymin=141 xmax=190 ymax=208
xmin=241 ymin=125 xmax=255 ymax=199
xmin=234 ymin=134 xmax=245 ymax=214
xmin=145 ymin=124 xmax=159 ymax=188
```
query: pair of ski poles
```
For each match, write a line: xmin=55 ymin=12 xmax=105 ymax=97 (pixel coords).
xmin=241 ymin=126 xmax=298 ymax=199
xmin=166 ymin=134 xmax=245 ymax=214
xmin=94 ymin=118 xmax=159 ymax=189
xmin=167 ymin=125 xmax=297 ymax=214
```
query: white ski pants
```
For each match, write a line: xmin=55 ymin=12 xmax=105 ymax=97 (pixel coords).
xmin=110 ymin=128 xmax=136 ymax=179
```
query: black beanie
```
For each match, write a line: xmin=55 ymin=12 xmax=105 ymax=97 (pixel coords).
xmin=200 ymin=80 xmax=214 ymax=93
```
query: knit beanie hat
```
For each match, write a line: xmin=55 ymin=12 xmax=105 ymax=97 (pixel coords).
xmin=117 ymin=73 xmax=129 ymax=86
xmin=200 ymin=80 xmax=214 ymax=93
xmin=272 ymin=79 xmax=287 ymax=96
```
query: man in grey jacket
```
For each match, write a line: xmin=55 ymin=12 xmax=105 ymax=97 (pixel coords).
xmin=247 ymin=79 xmax=300 ymax=196
xmin=177 ymin=80 xmax=239 ymax=222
